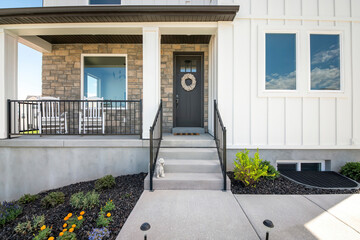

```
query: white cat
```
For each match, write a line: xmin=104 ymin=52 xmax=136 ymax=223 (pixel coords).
xmin=156 ymin=158 xmax=165 ymax=178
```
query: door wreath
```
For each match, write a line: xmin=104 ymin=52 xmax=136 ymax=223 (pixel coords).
xmin=181 ymin=73 xmax=197 ymax=92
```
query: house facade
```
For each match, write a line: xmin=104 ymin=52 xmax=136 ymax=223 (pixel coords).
xmin=0 ymin=0 xmax=360 ymax=201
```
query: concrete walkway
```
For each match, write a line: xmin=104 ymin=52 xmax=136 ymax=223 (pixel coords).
xmin=117 ymin=192 xmax=360 ymax=240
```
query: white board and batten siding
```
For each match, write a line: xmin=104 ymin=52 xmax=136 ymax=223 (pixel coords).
xmin=43 ymin=0 xmax=217 ymax=6
xmin=218 ymin=0 xmax=360 ymax=150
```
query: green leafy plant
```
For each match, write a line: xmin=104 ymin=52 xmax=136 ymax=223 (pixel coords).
xmin=96 ymin=210 xmax=112 ymax=228
xmin=57 ymin=231 xmax=77 ymax=240
xmin=70 ymin=191 xmax=99 ymax=210
xmin=33 ymin=226 xmax=51 ymax=240
xmin=41 ymin=192 xmax=65 ymax=208
xmin=14 ymin=215 xmax=45 ymax=235
xmin=18 ymin=194 xmax=38 ymax=205
xmin=102 ymin=200 xmax=115 ymax=212
xmin=233 ymin=149 xmax=275 ymax=187
xmin=95 ymin=175 xmax=116 ymax=191
xmin=260 ymin=160 xmax=280 ymax=180
xmin=340 ymin=162 xmax=360 ymax=182
xmin=0 ymin=201 xmax=22 ymax=227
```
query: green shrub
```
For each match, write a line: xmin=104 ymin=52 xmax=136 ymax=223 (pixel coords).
xmin=340 ymin=162 xmax=360 ymax=182
xmin=96 ymin=210 xmax=112 ymax=228
xmin=18 ymin=194 xmax=38 ymax=205
xmin=33 ymin=226 xmax=51 ymax=240
xmin=233 ymin=149 xmax=275 ymax=187
xmin=102 ymin=200 xmax=115 ymax=212
xmin=95 ymin=175 xmax=116 ymax=191
xmin=14 ymin=215 xmax=45 ymax=235
xmin=260 ymin=161 xmax=280 ymax=180
xmin=57 ymin=231 xmax=77 ymax=240
xmin=41 ymin=192 xmax=65 ymax=208
xmin=0 ymin=202 xmax=22 ymax=227
xmin=70 ymin=191 xmax=100 ymax=210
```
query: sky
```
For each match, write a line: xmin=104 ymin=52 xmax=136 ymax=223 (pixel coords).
xmin=0 ymin=0 xmax=43 ymax=100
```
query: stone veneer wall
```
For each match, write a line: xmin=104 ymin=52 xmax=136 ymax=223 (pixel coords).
xmin=161 ymin=44 xmax=209 ymax=133
xmin=42 ymin=44 xmax=143 ymax=100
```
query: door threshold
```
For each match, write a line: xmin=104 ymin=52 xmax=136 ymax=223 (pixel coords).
xmin=172 ymin=127 xmax=205 ymax=134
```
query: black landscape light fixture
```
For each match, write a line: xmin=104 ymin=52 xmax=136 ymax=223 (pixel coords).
xmin=263 ymin=219 xmax=274 ymax=240
xmin=140 ymin=222 xmax=151 ymax=240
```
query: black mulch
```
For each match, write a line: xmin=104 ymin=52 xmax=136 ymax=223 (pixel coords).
xmin=281 ymin=171 xmax=359 ymax=188
xmin=0 ymin=173 xmax=146 ymax=240
xmin=228 ymin=172 xmax=360 ymax=195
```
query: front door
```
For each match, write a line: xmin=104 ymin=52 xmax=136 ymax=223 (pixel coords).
xmin=174 ymin=53 xmax=203 ymax=127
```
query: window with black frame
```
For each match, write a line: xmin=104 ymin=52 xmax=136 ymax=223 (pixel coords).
xmin=89 ymin=0 xmax=121 ymax=4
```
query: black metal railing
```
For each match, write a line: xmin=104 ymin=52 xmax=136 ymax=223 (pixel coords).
xmin=149 ymin=100 xmax=163 ymax=191
xmin=7 ymin=99 xmax=142 ymax=138
xmin=214 ymin=100 xmax=227 ymax=191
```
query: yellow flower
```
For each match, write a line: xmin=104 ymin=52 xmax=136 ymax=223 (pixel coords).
xmin=59 ymin=232 xmax=64 ymax=237
xmin=48 ymin=237 xmax=54 ymax=240
xmin=64 ymin=216 xmax=69 ymax=221
xmin=63 ymin=223 xmax=67 ymax=228
xmin=40 ymin=225 xmax=46 ymax=231
xmin=67 ymin=213 xmax=72 ymax=217
xmin=80 ymin=211 xmax=85 ymax=216
xmin=72 ymin=224 xmax=76 ymax=228
xmin=77 ymin=216 xmax=83 ymax=220
xmin=63 ymin=229 xmax=67 ymax=232
xmin=107 ymin=213 xmax=111 ymax=217
xmin=69 ymin=228 xmax=74 ymax=233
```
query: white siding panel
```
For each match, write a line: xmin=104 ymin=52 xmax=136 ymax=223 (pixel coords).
xmin=303 ymin=98 xmax=320 ymax=145
xmin=335 ymin=0 xmax=351 ymax=17
xmin=352 ymin=22 xmax=360 ymax=145
xmin=302 ymin=0 xmax=318 ymax=17
xmin=318 ymin=0 xmax=334 ymax=17
xmin=319 ymin=98 xmax=336 ymax=145
xmin=351 ymin=0 xmax=360 ymax=17
xmin=285 ymin=98 xmax=302 ymax=145
xmin=337 ymin=98 xmax=352 ymax=145
xmin=233 ymin=20 xmax=251 ymax=145
xmin=251 ymin=0 xmax=268 ymax=16
xmin=268 ymin=98 xmax=285 ymax=145
xmin=285 ymin=0 xmax=301 ymax=16
xmin=268 ymin=0 xmax=284 ymax=16
xmin=237 ymin=0 xmax=251 ymax=16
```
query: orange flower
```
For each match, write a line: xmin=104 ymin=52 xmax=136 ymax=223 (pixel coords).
xmin=72 ymin=224 xmax=76 ymax=228
xmin=64 ymin=216 xmax=69 ymax=221
xmin=59 ymin=232 xmax=64 ymax=237
xmin=80 ymin=211 xmax=85 ymax=216
xmin=69 ymin=228 xmax=74 ymax=233
xmin=48 ymin=237 xmax=54 ymax=240
xmin=67 ymin=213 xmax=72 ymax=218
xmin=40 ymin=225 xmax=46 ymax=231
xmin=107 ymin=213 xmax=111 ymax=217
xmin=63 ymin=223 xmax=67 ymax=228
xmin=63 ymin=229 xmax=67 ymax=232
xmin=77 ymin=216 xmax=83 ymax=220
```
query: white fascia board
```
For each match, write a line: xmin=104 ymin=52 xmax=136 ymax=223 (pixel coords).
xmin=18 ymin=36 xmax=52 ymax=53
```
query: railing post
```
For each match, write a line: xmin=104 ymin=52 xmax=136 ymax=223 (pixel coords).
xmin=213 ymin=100 xmax=216 ymax=140
xmin=140 ymin=100 xmax=143 ymax=139
xmin=160 ymin=100 xmax=163 ymax=140
xmin=223 ymin=127 xmax=227 ymax=191
xmin=149 ymin=127 xmax=154 ymax=191
xmin=7 ymin=99 xmax=11 ymax=139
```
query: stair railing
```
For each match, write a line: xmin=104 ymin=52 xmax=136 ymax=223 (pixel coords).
xmin=149 ymin=100 xmax=163 ymax=191
xmin=214 ymin=100 xmax=227 ymax=191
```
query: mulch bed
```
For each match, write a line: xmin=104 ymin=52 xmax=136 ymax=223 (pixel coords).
xmin=228 ymin=172 xmax=360 ymax=195
xmin=0 ymin=173 xmax=146 ymax=240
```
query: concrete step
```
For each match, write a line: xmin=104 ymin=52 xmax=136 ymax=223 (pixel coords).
xmin=172 ymin=127 xmax=205 ymax=134
xmin=144 ymin=173 xmax=231 ymax=190
xmin=158 ymin=148 xmax=219 ymax=160
xmin=164 ymin=159 xmax=222 ymax=173
xmin=161 ymin=139 xmax=216 ymax=148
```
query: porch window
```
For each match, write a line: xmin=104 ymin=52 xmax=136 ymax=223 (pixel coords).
xmin=89 ymin=0 xmax=121 ymax=4
xmin=265 ymin=33 xmax=296 ymax=90
xmin=310 ymin=34 xmax=341 ymax=91
xmin=83 ymin=56 xmax=127 ymax=101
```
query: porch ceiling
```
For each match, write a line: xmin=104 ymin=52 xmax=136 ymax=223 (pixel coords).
xmin=37 ymin=34 xmax=212 ymax=44
xmin=0 ymin=5 xmax=239 ymax=25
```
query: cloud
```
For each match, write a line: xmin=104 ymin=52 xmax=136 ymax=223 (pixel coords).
xmin=311 ymin=45 xmax=339 ymax=65
xmin=266 ymin=71 xmax=296 ymax=90
xmin=311 ymin=67 xmax=340 ymax=90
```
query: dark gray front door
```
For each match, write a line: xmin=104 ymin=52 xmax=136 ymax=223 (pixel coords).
xmin=174 ymin=54 xmax=203 ymax=127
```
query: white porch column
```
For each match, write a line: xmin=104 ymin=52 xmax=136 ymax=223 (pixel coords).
xmin=142 ymin=27 xmax=161 ymax=139
xmin=217 ymin=22 xmax=234 ymax=145
xmin=0 ymin=30 xmax=18 ymax=139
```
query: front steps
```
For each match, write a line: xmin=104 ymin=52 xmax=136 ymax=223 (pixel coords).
xmin=144 ymin=134 xmax=231 ymax=191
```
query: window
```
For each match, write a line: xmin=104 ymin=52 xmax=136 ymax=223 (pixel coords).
xmin=277 ymin=163 xmax=297 ymax=172
xmin=83 ymin=56 xmax=126 ymax=101
xmin=276 ymin=160 xmax=325 ymax=172
xmin=265 ymin=33 xmax=296 ymax=90
xmin=310 ymin=34 xmax=340 ymax=91
xmin=89 ymin=0 xmax=121 ymax=4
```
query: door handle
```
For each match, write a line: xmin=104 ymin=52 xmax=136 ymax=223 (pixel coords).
xmin=176 ymin=94 xmax=179 ymax=107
